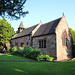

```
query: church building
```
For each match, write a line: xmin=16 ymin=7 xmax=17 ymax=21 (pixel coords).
xmin=12 ymin=14 xmax=72 ymax=61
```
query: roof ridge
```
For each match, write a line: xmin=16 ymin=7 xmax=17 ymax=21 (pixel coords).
xmin=23 ymin=24 xmax=38 ymax=31
xmin=12 ymin=17 xmax=62 ymax=39
xmin=40 ymin=17 xmax=62 ymax=34
xmin=49 ymin=18 xmax=61 ymax=33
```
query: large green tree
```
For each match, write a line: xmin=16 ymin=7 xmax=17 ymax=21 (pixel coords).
xmin=0 ymin=19 xmax=15 ymax=46
xmin=0 ymin=0 xmax=28 ymax=19
xmin=69 ymin=28 xmax=75 ymax=45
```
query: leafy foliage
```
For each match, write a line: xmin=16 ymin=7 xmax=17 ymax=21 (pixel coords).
xmin=29 ymin=48 xmax=41 ymax=59
xmin=69 ymin=28 xmax=75 ymax=45
xmin=0 ymin=19 xmax=15 ymax=45
xmin=37 ymin=55 xmax=54 ymax=61
xmin=11 ymin=46 xmax=41 ymax=59
xmin=23 ymin=47 xmax=33 ymax=58
xmin=0 ymin=0 xmax=28 ymax=19
xmin=11 ymin=46 xmax=18 ymax=55
xmin=18 ymin=47 xmax=25 ymax=56
xmin=7 ymin=47 xmax=11 ymax=53
xmin=11 ymin=46 xmax=18 ymax=52
xmin=23 ymin=47 xmax=41 ymax=59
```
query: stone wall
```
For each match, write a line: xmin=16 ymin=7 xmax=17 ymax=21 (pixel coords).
xmin=32 ymin=34 xmax=56 ymax=58
xmin=55 ymin=15 xmax=72 ymax=61
xmin=12 ymin=35 xmax=31 ymax=48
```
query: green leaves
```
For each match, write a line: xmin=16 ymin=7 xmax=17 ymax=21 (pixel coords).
xmin=0 ymin=0 xmax=28 ymax=19
xmin=69 ymin=28 xmax=75 ymax=45
xmin=0 ymin=19 xmax=15 ymax=45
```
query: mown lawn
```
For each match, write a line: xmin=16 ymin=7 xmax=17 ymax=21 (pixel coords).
xmin=0 ymin=54 xmax=75 ymax=75
xmin=0 ymin=54 xmax=31 ymax=60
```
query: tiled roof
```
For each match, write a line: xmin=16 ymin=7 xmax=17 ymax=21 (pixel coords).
xmin=33 ymin=18 xmax=61 ymax=37
xmin=12 ymin=24 xmax=38 ymax=39
xmin=12 ymin=17 xmax=61 ymax=39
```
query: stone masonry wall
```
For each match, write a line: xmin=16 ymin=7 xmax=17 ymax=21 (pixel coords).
xmin=12 ymin=35 xmax=31 ymax=48
xmin=55 ymin=15 xmax=72 ymax=61
xmin=32 ymin=34 xmax=56 ymax=58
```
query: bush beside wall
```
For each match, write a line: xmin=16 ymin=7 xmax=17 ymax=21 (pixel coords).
xmin=8 ymin=46 xmax=54 ymax=61
xmin=37 ymin=55 xmax=54 ymax=61
xmin=11 ymin=46 xmax=41 ymax=60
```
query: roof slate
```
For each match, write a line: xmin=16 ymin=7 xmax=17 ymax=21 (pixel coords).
xmin=33 ymin=18 xmax=61 ymax=37
xmin=12 ymin=24 xmax=38 ymax=39
xmin=12 ymin=17 xmax=61 ymax=39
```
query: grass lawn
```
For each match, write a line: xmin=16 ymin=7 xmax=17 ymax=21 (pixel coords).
xmin=0 ymin=54 xmax=32 ymax=60
xmin=0 ymin=54 xmax=75 ymax=75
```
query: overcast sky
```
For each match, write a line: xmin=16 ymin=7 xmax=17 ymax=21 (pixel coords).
xmin=7 ymin=0 xmax=75 ymax=31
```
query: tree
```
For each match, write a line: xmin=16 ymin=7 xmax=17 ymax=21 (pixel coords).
xmin=0 ymin=19 xmax=15 ymax=46
xmin=69 ymin=28 xmax=75 ymax=45
xmin=0 ymin=0 xmax=28 ymax=19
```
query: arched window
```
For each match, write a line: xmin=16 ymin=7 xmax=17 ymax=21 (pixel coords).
xmin=61 ymin=30 xmax=68 ymax=47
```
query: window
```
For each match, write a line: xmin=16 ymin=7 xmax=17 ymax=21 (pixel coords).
xmin=66 ymin=38 xmax=68 ymax=47
xmin=39 ymin=41 xmax=41 ymax=48
xmin=21 ymin=43 xmax=24 ymax=47
xmin=62 ymin=35 xmax=66 ymax=46
xmin=15 ymin=43 xmax=18 ymax=47
xmin=42 ymin=40 xmax=43 ymax=48
xmin=39 ymin=41 xmax=42 ymax=48
xmin=27 ymin=42 xmax=28 ymax=45
xmin=62 ymin=37 xmax=68 ymax=47
xmin=44 ymin=40 xmax=46 ymax=48
xmin=62 ymin=30 xmax=68 ymax=47
xmin=39 ymin=39 xmax=46 ymax=48
xmin=27 ymin=42 xmax=30 ymax=47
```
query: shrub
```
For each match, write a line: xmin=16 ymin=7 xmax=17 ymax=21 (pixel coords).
xmin=19 ymin=47 xmax=24 ymax=51
xmin=18 ymin=50 xmax=25 ymax=56
xmin=18 ymin=47 xmax=25 ymax=56
xmin=23 ymin=47 xmax=41 ymax=59
xmin=37 ymin=55 xmax=54 ymax=61
xmin=23 ymin=47 xmax=33 ymax=58
xmin=7 ymin=47 xmax=11 ymax=53
xmin=11 ymin=46 xmax=17 ymax=52
xmin=30 ymin=48 xmax=41 ymax=59
xmin=0 ymin=45 xmax=3 ymax=53
xmin=11 ymin=46 xmax=18 ymax=55
xmin=10 ymin=46 xmax=41 ymax=60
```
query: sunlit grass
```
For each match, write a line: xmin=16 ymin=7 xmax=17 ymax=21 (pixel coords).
xmin=14 ymin=69 xmax=24 ymax=72
xmin=0 ymin=61 xmax=75 ymax=75
xmin=0 ymin=54 xmax=32 ymax=61
xmin=0 ymin=54 xmax=75 ymax=75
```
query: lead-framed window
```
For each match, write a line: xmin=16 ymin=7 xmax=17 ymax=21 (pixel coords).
xmin=61 ymin=30 xmax=68 ymax=47
xmin=21 ymin=43 xmax=24 ymax=47
xmin=39 ymin=39 xmax=46 ymax=48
